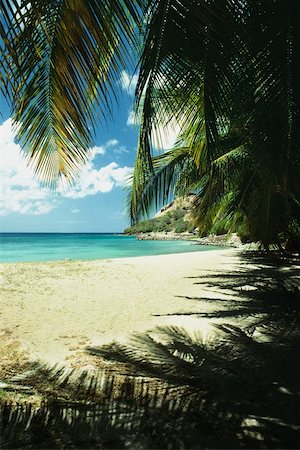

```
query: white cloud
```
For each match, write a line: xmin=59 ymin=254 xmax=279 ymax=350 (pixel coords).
xmin=127 ymin=109 xmax=139 ymax=126
xmin=89 ymin=139 xmax=119 ymax=158
xmin=126 ymin=108 xmax=181 ymax=150
xmin=120 ymin=70 xmax=138 ymax=96
xmin=106 ymin=139 xmax=118 ymax=147
xmin=0 ymin=118 xmax=133 ymax=216
xmin=71 ymin=209 xmax=80 ymax=214
xmin=62 ymin=162 xmax=132 ymax=199
xmin=95 ymin=137 xmax=128 ymax=154
xmin=90 ymin=145 xmax=106 ymax=158
xmin=113 ymin=145 xmax=129 ymax=155
xmin=0 ymin=118 xmax=57 ymax=216
xmin=151 ymin=119 xmax=182 ymax=151
xmin=127 ymin=113 xmax=181 ymax=150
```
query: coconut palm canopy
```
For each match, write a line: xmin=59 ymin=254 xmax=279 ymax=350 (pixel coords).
xmin=0 ymin=0 xmax=143 ymax=187
xmin=1 ymin=0 xmax=300 ymax=249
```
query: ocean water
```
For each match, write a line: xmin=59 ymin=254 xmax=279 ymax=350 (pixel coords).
xmin=0 ymin=233 xmax=222 ymax=263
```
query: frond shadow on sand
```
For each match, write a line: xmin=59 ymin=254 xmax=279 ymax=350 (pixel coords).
xmin=1 ymin=252 xmax=299 ymax=449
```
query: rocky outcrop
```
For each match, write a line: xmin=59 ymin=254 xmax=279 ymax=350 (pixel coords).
xmin=136 ymin=231 xmax=197 ymax=241
xmin=124 ymin=195 xmax=196 ymax=236
xmin=136 ymin=231 xmax=242 ymax=247
xmin=125 ymin=195 xmax=242 ymax=248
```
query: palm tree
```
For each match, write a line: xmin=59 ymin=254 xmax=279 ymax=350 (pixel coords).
xmin=1 ymin=0 xmax=300 ymax=249
xmin=0 ymin=0 xmax=144 ymax=186
xmin=130 ymin=0 xmax=300 ymax=251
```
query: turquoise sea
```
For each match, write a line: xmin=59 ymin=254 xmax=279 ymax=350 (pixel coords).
xmin=0 ymin=233 xmax=221 ymax=263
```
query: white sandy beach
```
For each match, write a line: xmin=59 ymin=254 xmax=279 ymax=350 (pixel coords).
xmin=0 ymin=249 xmax=241 ymax=366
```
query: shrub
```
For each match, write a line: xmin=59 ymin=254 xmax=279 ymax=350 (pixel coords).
xmin=174 ymin=221 xmax=188 ymax=233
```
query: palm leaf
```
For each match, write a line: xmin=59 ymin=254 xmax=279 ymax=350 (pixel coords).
xmin=1 ymin=0 xmax=143 ymax=186
xmin=130 ymin=0 xmax=300 ymax=250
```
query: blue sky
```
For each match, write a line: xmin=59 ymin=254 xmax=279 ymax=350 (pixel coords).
xmin=0 ymin=70 xmax=179 ymax=232
xmin=0 ymin=72 xmax=137 ymax=232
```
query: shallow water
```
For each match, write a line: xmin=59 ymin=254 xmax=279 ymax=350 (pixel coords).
xmin=0 ymin=233 xmax=223 ymax=262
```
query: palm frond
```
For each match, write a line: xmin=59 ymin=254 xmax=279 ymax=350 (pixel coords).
xmin=130 ymin=0 xmax=300 ymax=250
xmin=1 ymin=0 xmax=143 ymax=186
xmin=130 ymin=146 xmax=197 ymax=223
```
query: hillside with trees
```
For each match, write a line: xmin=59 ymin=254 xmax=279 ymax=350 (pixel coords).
xmin=1 ymin=0 xmax=299 ymax=252
xmin=0 ymin=2 xmax=299 ymax=449
xmin=124 ymin=197 xmax=196 ymax=235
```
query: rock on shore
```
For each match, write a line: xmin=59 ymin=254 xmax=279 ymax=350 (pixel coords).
xmin=136 ymin=232 xmax=242 ymax=247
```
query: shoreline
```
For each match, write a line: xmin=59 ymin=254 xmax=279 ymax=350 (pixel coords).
xmin=0 ymin=248 xmax=239 ymax=367
xmin=131 ymin=231 xmax=242 ymax=247
xmin=0 ymin=239 xmax=237 ymax=265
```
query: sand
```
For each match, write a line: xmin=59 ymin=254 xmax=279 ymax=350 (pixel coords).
xmin=0 ymin=249 xmax=240 ymax=366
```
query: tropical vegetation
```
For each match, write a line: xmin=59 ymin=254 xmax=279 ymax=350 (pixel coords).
xmin=1 ymin=3 xmax=300 ymax=448
xmin=124 ymin=198 xmax=196 ymax=234
xmin=1 ymin=0 xmax=299 ymax=251
xmin=129 ymin=0 xmax=300 ymax=252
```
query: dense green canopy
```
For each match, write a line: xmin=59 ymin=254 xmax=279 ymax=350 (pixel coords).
xmin=130 ymin=0 xmax=300 ymax=251
xmin=1 ymin=0 xmax=300 ymax=250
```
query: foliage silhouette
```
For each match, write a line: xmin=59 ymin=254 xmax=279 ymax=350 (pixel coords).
xmin=0 ymin=259 xmax=299 ymax=449
xmin=87 ymin=253 xmax=300 ymax=448
xmin=129 ymin=0 xmax=300 ymax=251
xmin=0 ymin=362 xmax=246 ymax=449
xmin=1 ymin=1 xmax=300 ymax=248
